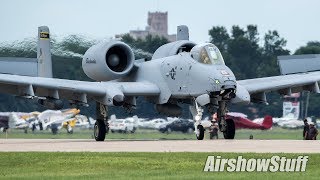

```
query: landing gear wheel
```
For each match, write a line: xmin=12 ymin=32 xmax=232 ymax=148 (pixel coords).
xmin=67 ymin=125 xmax=73 ymax=134
xmin=51 ymin=128 xmax=58 ymax=135
xmin=223 ymin=119 xmax=235 ymax=139
xmin=196 ymin=125 xmax=204 ymax=140
xmin=94 ymin=120 xmax=106 ymax=141
xmin=67 ymin=129 xmax=73 ymax=134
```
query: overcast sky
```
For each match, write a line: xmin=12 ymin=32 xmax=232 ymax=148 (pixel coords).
xmin=0 ymin=0 xmax=319 ymax=53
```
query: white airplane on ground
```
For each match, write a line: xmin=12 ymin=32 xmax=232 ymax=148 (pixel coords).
xmin=7 ymin=109 xmax=80 ymax=134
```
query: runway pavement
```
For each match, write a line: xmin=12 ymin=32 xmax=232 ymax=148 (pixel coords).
xmin=0 ymin=139 xmax=319 ymax=153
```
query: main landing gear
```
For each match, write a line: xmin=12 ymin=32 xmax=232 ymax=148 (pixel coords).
xmin=94 ymin=102 xmax=109 ymax=141
xmin=223 ymin=119 xmax=235 ymax=139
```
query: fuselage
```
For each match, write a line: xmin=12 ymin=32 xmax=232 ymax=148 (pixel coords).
xmin=133 ymin=51 xmax=237 ymax=103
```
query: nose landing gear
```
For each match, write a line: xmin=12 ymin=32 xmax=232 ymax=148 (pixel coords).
xmin=190 ymin=100 xmax=205 ymax=140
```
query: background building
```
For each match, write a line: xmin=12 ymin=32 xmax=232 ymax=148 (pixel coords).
xmin=117 ymin=11 xmax=176 ymax=42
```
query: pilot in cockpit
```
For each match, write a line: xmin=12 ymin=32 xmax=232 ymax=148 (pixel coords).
xmin=190 ymin=43 xmax=224 ymax=65
xmin=200 ymin=48 xmax=210 ymax=64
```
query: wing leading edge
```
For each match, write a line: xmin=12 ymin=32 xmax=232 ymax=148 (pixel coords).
xmin=238 ymin=71 xmax=320 ymax=103
xmin=0 ymin=74 xmax=160 ymax=106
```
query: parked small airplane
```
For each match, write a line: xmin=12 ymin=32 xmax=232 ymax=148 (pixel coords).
xmin=215 ymin=112 xmax=273 ymax=130
xmin=36 ymin=108 xmax=80 ymax=134
xmin=8 ymin=108 xmax=80 ymax=134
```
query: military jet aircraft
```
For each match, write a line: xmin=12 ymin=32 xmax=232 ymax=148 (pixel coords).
xmin=0 ymin=25 xmax=320 ymax=141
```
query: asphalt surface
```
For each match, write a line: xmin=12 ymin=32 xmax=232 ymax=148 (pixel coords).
xmin=0 ymin=139 xmax=319 ymax=153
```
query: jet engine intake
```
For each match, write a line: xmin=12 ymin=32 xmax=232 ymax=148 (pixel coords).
xmin=82 ymin=41 xmax=134 ymax=81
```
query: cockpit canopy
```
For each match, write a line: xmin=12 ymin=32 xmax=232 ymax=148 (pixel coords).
xmin=190 ymin=43 xmax=225 ymax=65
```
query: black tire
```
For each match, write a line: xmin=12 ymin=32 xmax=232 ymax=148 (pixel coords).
xmin=131 ymin=127 xmax=136 ymax=133
xmin=196 ymin=125 xmax=204 ymax=140
xmin=67 ymin=129 xmax=73 ymax=134
xmin=51 ymin=128 xmax=58 ymax=135
xmin=94 ymin=120 xmax=106 ymax=141
xmin=223 ymin=119 xmax=235 ymax=139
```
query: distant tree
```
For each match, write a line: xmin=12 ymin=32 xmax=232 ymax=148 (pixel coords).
xmin=257 ymin=30 xmax=290 ymax=77
xmin=231 ymin=25 xmax=246 ymax=39
xmin=209 ymin=26 xmax=230 ymax=51
xmin=121 ymin=34 xmax=169 ymax=60
xmin=227 ymin=25 xmax=262 ymax=79
xmin=0 ymin=38 xmax=36 ymax=58
xmin=58 ymin=35 xmax=94 ymax=55
xmin=263 ymin=30 xmax=289 ymax=56
xmin=121 ymin=34 xmax=135 ymax=45
xmin=143 ymin=34 xmax=169 ymax=54
xmin=295 ymin=41 xmax=320 ymax=55
xmin=121 ymin=34 xmax=169 ymax=54
xmin=246 ymin=25 xmax=259 ymax=44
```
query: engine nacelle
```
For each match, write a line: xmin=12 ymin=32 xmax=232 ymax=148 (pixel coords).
xmin=152 ymin=40 xmax=196 ymax=60
xmin=82 ymin=41 xmax=134 ymax=81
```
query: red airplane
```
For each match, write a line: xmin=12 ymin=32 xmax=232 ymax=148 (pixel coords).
xmin=213 ymin=112 xmax=273 ymax=130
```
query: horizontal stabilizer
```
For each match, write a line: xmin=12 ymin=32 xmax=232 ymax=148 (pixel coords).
xmin=0 ymin=26 xmax=52 ymax=78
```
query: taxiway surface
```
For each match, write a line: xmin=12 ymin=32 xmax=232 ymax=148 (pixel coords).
xmin=0 ymin=139 xmax=319 ymax=153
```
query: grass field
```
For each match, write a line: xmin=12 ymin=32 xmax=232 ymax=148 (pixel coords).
xmin=0 ymin=152 xmax=319 ymax=179
xmin=0 ymin=127 xmax=303 ymax=140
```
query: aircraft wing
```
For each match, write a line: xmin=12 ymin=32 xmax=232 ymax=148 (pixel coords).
xmin=0 ymin=74 xmax=160 ymax=106
xmin=44 ymin=117 xmax=76 ymax=127
xmin=237 ymin=71 xmax=320 ymax=103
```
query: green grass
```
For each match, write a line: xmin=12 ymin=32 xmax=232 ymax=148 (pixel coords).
xmin=0 ymin=152 xmax=319 ymax=179
xmin=0 ymin=127 xmax=303 ymax=140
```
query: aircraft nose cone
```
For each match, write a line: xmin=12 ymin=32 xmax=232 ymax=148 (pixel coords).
xmin=222 ymin=79 xmax=236 ymax=90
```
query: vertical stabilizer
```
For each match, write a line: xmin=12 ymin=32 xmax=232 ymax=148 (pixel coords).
xmin=37 ymin=26 xmax=52 ymax=78
xmin=262 ymin=115 xmax=273 ymax=129
xmin=177 ymin=25 xmax=189 ymax=41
